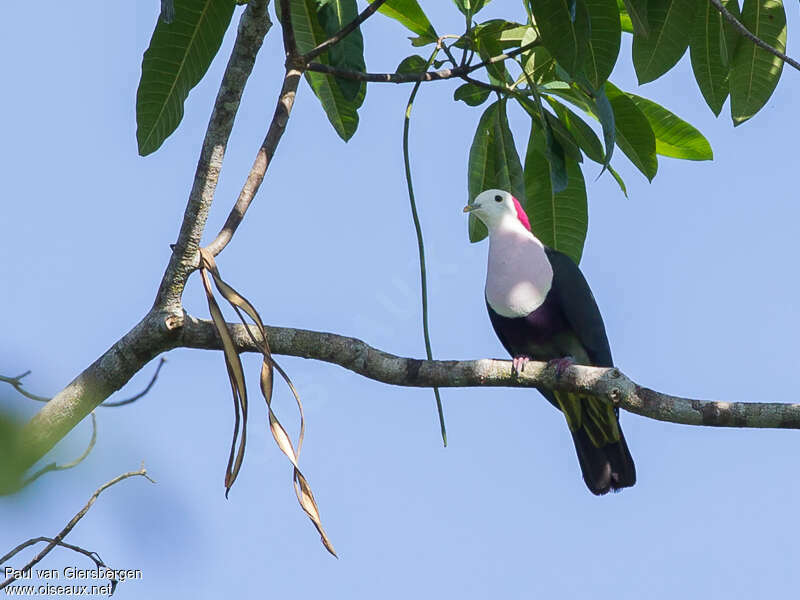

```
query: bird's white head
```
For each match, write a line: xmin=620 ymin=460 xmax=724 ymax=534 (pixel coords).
xmin=463 ymin=189 xmax=531 ymax=233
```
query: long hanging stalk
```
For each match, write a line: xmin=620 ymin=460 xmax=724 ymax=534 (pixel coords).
xmin=403 ymin=42 xmax=447 ymax=447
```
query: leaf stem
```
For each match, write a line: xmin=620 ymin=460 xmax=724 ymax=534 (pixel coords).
xmin=403 ymin=40 xmax=448 ymax=447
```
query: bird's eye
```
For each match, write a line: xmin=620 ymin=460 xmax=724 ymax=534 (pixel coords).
xmin=494 ymin=194 xmax=503 ymax=203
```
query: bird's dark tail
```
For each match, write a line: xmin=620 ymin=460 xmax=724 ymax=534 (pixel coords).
xmin=571 ymin=426 xmax=636 ymax=495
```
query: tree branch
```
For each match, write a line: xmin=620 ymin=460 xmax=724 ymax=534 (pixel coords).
xmin=153 ymin=0 xmax=272 ymax=311
xmin=18 ymin=304 xmax=800 ymax=474
xmin=203 ymin=68 xmax=302 ymax=256
xmin=178 ymin=317 xmax=800 ymax=430
xmin=709 ymin=0 xmax=799 ymax=73
xmin=17 ymin=312 xmax=181 ymax=470
xmin=302 ymin=0 xmax=389 ymax=62
xmin=278 ymin=0 xmax=298 ymax=60
xmin=204 ymin=0 xmax=307 ymax=257
xmin=16 ymin=2 xmax=273 ymax=470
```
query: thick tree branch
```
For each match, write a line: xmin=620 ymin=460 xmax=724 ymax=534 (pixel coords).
xmin=302 ymin=0 xmax=388 ymax=62
xmin=178 ymin=317 xmax=800 ymax=430
xmin=18 ymin=307 xmax=800 ymax=472
xmin=18 ymin=312 xmax=182 ymax=469
xmin=153 ymin=1 xmax=272 ymax=312
xmin=710 ymin=0 xmax=800 ymax=73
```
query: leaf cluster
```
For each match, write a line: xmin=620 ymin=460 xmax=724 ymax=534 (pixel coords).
xmin=133 ymin=0 xmax=790 ymax=261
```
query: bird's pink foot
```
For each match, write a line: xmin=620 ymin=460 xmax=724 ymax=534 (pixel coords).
xmin=547 ymin=356 xmax=575 ymax=378
xmin=512 ymin=356 xmax=530 ymax=376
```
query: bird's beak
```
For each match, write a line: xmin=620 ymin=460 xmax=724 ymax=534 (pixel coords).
xmin=463 ymin=203 xmax=481 ymax=213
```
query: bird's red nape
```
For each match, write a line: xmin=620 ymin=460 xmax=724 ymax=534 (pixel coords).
xmin=511 ymin=196 xmax=531 ymax=231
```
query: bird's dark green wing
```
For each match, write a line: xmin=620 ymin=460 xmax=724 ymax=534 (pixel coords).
xmin=544 ymin=248 xmax=636 ymax=493
xmin=544 ymin=247 xmax=613 ymax=368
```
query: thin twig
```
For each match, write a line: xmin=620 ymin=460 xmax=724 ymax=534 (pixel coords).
xmin=440 ymin=40 xmax=511 ymax=97
xmin=709 ymin=0 xmax=800 ymax=72
xmin=0 ymin=466 xmax=154 ymax=590
xmin=303 ymin=0 xmax=389 ymax=62
xmin=102 ymin=357 xmax=167 ymax=407
xmin=402 ymin=39 xmax=448 ymax=446
xmin=0 ymin=372 xmax=50 ymax=402
xmin=305 ymin=40 xmax=539 ymax=84
xmin=22 ymin=413 xmax=98 ymax=487
xmin=0 ymin=537 xmax=119 ymax=593
xmin=307 ymin=62 xmax=465 ymax=82
xmin=1 ymin=358 xmax=168 ymax=408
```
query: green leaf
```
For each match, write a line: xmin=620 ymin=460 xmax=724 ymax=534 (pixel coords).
xmin=458 ymin=20 xmax=534 ymax=50
xmin=632 ymin=0 xmax=698 ymax=84
xmin=617 ymin=0 xmax=634 ymax=34
xmin=583 ymin=0 xmax=621 ymax=89
xmin=396 ymin=54 xmax=428 ymax=73
xmin=544 ymin=112 xmax=584 ymax=164
xmin=621 ymin=0 xmax=649 ymax=37
xmin=590 ymin=85 xmax=616 ymax=167
xmin=605 ymin=82 xmax=657 ymax=180
xmin=525 ymin=126 xmax=588 ymax=264
xmin=690 ymin=0 xmax=741 ymax=116
xmin=608 ymin=164 xmax=628 ymax=197
xmin=730 ymin=0 xmax=787 ymax=126
xmin=529 ymin=0 xmax=590 ymax=77
xmin=467 ymin=100 xmax=525 ymax=242
xmin=317 ymin=0 xmax=367 ymax=101
xmin=495 ymin=24 xmax=536 ymax=47
xmin=472 ymin=23 xmax=514 ymax=85
xmin=627 ymin=94 xmax=713 ymax=160
xmin=136 ymin=0 xmax=236 ymax=156
xmin=517 ymin=97 xmax=571 ymax=192
xmin=367 ymin=0 xmax=437 ymax=44
xmin=454 ymin=82 xmax=492 ymax=106
xmin=453 ymin=0 xmax=492 ymax=17
xmin=541 ymin=84 xmax=615 ymax=166
xmin=520 ymin=46 xmax=557 ymax=85
xmin=284 ymin=0 xmax=366 ymax=141
xmin=547 ymin=97 xmax=605 ymax=163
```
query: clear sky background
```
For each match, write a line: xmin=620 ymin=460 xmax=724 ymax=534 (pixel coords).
xmin=2 ymin=1 xmax=799 ymax=598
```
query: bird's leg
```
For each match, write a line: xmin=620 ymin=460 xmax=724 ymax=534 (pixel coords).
xmin=547 ymin=356 xmax=575 ymax=378
xmin=512 ymin=356 xmax=530 ymax=376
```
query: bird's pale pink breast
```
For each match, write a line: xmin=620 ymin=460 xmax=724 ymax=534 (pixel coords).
xmin=485 ymin=224 xmax=553 ymax=318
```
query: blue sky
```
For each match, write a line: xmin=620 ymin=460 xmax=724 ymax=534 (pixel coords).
xmin=2 ymin=1 xmax=799 ymax=598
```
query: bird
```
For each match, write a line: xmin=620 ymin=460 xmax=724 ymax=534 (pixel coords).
xmin=464 ymin=188 xmax=636 ymax=495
